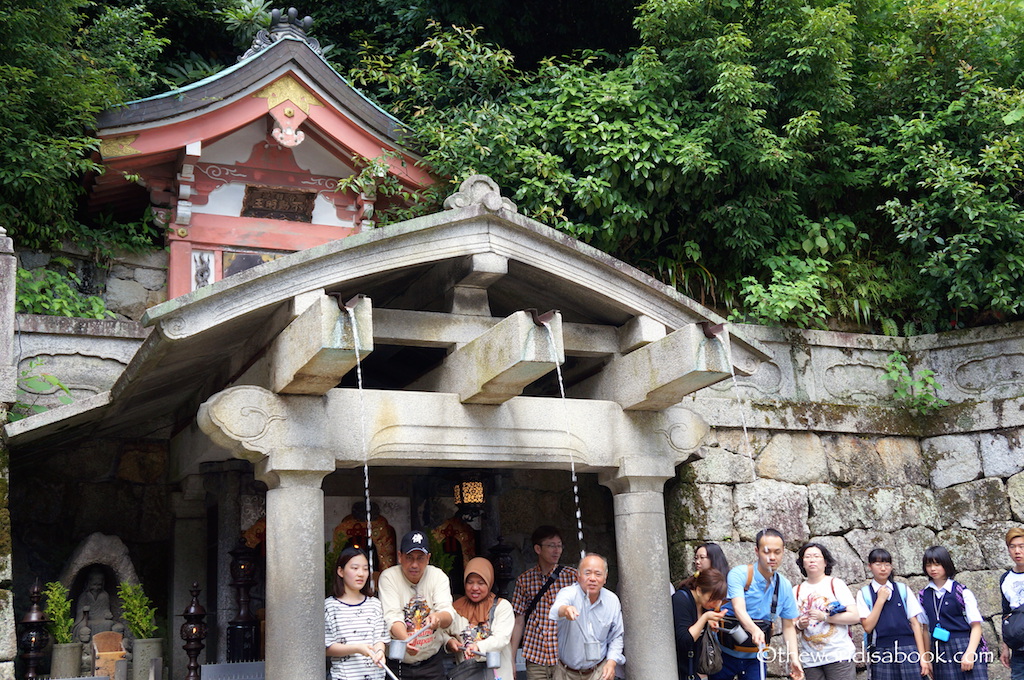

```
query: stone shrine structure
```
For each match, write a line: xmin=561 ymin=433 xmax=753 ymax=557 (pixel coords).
xmin=1 ymin=9 xmax=1023 ymax=680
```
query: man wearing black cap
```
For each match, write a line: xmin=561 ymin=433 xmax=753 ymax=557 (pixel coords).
xmin=379 ymin=529 xmax=456 ymax=679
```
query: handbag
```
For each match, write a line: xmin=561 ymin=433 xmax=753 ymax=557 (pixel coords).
xmin=696 ymin=628 xmax=723 ymax=675
xmin=1004 ymin=605 xmax=1024 ymax=650
xmin=446 ymin=599 xmax=500 ymax=680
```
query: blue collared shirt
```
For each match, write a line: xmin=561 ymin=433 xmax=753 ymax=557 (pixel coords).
xmin=549 ymin=583 xmax=626 ymax=669
xmin=723 ymin=564 xmax=798 ymax=659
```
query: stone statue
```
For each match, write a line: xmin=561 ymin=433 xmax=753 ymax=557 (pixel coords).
xmin=72 ymin=567 xmax=125 ymax=644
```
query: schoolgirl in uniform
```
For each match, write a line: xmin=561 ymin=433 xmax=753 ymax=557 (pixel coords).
xmin=920 ymin=546 xmax=988 ymax=680
xmin=857 ymin=548 xmax=931 ymax=680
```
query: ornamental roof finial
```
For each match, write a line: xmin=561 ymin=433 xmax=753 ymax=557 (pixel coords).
xmin=239 ymin=7 xmax=322 ymax=61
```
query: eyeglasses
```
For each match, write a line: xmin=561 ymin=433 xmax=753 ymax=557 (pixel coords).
xmin=541 ymin=543 xmax=563 ymax=549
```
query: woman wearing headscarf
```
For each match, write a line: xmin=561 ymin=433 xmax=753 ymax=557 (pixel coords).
xmin=445 ymin=557 xmax=515 ymax=679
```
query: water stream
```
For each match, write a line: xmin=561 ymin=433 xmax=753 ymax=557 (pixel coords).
xmin=542 ymin=322 xmax=586 ymax=562
xmin=344 ymin=304 xmax=375 ymax=576
xmin=719 ymin=325 xmax=755 ymax=461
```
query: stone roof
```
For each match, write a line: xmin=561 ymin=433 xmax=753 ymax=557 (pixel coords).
xmin=4 ymin=177 xmax=768 ymax=453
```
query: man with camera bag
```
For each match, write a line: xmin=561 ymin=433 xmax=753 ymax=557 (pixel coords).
xmin=711 ymin=528 xmax=804 ymax=680
xmin=1000 ymin=527 xmax=1024 ymax=680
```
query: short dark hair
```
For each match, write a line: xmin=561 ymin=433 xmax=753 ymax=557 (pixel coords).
xmin=756 ymin=528 xmax=785 ymax=549
xmin=868 ymin=548 xmax=892 ymax=564
xmin=922 ymin=545 xmax=957 ymax=580
xmin=332 ymin=547 xmax=373 ymax=598
xmin=532 ymin=525 xmax=562 ymax=547
xmin=679 ymin=567 xmax=728 ymax=601
xmin=797 ymin=542 xmax=836 ymax=577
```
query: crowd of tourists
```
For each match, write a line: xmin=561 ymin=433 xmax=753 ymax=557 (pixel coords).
xmin=321 ymin=525 xmax=1024 ymax=680
xmin=673 ymin=528 xmax=1024 ymax=680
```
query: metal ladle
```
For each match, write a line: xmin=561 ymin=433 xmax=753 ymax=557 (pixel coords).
xmin=463 ymin=647 xmax=502 ymax=669
xmin=387 ymin=625 xmax=433 ymax=661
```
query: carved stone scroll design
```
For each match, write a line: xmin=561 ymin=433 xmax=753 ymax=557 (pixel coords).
xmin=443 ymin=175 xmax=518 ymax=213
xmin=198 ymin=385 xmax=286 ymax=458
xmin=161 ymin=315 xmax=189 ymax=340
xmin=954 ymin=352 xmax=1024 ymax=396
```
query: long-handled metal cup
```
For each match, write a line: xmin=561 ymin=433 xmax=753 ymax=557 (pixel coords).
xmin=466 ymin=649 xmax=502 ymax=669
xmin=387 ymin=625 xmax=432 ymax=661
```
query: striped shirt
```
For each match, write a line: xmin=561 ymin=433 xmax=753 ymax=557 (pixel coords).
xmin=511 ymin=564 xmax=578 ymax=665
xmin=325 ymin=595 xmax=388 ymax=680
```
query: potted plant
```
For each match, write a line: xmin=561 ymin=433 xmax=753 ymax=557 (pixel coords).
xmin=116 ymin=582 xmax=160 ymax=680
xmin=43 ymin=581 xmax=81 ymax=678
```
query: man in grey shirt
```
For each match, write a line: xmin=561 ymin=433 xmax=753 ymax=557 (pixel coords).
xmin=549 ymin=553 xmax=625 ymax=680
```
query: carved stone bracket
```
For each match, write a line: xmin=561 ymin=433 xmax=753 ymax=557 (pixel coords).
xmin=443 ymin=175 xmax=518 ymax=213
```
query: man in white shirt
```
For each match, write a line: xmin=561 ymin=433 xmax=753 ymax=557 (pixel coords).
xmin=378 ymin=530 xmax=455 ymax=680
xmin=1001 ymin=527 xmax=1024 ymax=680
xmin=549 ymin=553 xmax=625 ymax=680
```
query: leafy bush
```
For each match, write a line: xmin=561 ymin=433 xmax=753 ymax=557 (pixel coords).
xmin=879 ymin=351 xmax=949 ymax=415
xmin=8 ymin=358 xmax=74 ymax=423
xmin=42 ymin=581 xmax=75 ymax=644
xmin=116 ymin=582 xmax=158 ymax=640
xmin=15 ymin=268 xmax=114 ymax=319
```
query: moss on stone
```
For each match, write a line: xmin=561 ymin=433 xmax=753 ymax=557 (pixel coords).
xmin=665 ymin=463 xmax=703 ymax=583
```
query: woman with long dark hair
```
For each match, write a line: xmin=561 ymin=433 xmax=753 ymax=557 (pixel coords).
xmin=325 ymin=547 xmax=388 ymax=680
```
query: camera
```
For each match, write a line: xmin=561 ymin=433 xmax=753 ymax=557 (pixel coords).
xmin=826 ymin=602 xmax=847 ymax=615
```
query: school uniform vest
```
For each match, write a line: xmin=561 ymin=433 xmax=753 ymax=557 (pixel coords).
xmin=920 ymin=584 xmax=971 ymax=640
xmin=872 ymin=584 xmax=917 ymax=648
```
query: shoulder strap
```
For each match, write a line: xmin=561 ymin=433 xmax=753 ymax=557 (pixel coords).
xmin=770 ymin=574 xmax=780 ymax=617
xmin=488 ymin=598 xmax=499 ymax=626
xmin=522 ymin=565 xmax=564 ymax=623
xmin=830 ymin=577 xmax=836 ymax=597
xmin=795 ymin=583 xmax=801 ymax=601
xmin=745 ymin=564 xmax=754 ymax=591
xmin=1002 ymin=569 xmax=1012 ymax=615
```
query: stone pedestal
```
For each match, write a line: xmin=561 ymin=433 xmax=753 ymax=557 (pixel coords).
xmin=0 ymin=226 xmax=16 ymax=405
xmin=602 ymin=463 xmax=678 ymax=680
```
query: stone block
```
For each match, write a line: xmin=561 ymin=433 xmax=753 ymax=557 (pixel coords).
xmin=980 ymin=432 xmax=1022 ymax=478
xmin=809 ymin=534 xmax=867 ymax=583
xmin=863 ymin=486 xmax=939 ymax=532
xmin=734 ymin=479 xmax=808 ymax=546
xmin=692 ymin=444 xmax=755 ymax=484
xmin=109 ymin=264 xmax=135 ymax=280
xmin=17 ymin=251 xmax=50 ymax=269
xmin=936 ymin=478 xmax=1011 ymax=529
xmin=976 ymin=521 xmax=1020 ymax=569
xmin=0 ymin=662 xmax=12 ymax=680
xmin=719 ymin=541 xmax=755 ymax=572
xmin=684 ymin=483 xmax=733 ymax=541
xmin=922 ymin=434 xmax=981 ymax=489
xmin=709 ymin=427 xmax=770 ymax=458
xmin=757 ymin=432 xmax=828 ymax=484
xmin=958 ymin=569 xmax=1005 ymax=619
xmin=875 ymin=437 xmax=928 ymax=486
xmin=0 ymin=591 xmax=16 ymax=659
xmin=145 ymin=289 xmax=167 ymax=308
xmin=104 ymin=277 xmax=149 ymax=321
xmin=845 ymin=526 xmax=937 ymax=577
xmin=808 ymin=484 xmax=864 ymax=535
xmin=823 ymin=434 xmax=881 ymax=486
xmin=135 ymin=267 xmax=167 ymax=291
xmin=935 ymin=528 xmax=985 ymax=571
xmin=1010 ymin=471 xmax=1024 ymax=521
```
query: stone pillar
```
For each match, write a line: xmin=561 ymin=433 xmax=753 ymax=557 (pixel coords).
xmin=0 ymin=226 xmax=15 ymax=407
xmin=260 ymin=463 xmax=333 ymax=680
xmin=600 ymin=460 xmax=679 ymax=680
xmin=170 ymin=475 xmax=206 ymax=680
xmin=0 ymin=226 xmax=16 ymax=679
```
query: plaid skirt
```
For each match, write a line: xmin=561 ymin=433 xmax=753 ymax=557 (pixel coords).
xmin=932 ymin=635 xmax=989 ymax=680
xmin=869 ymin=639 xmax=926 ymax=680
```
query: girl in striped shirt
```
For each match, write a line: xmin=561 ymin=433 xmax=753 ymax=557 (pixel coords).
xmin=326 ymin=548 xmax=389 ymax=680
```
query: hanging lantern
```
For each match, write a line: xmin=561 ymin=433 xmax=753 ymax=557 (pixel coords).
xmin=453 ymin=480 xmax=485 ymax=508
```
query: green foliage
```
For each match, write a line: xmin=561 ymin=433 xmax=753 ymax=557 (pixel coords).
xmin=116 ymin=582 xmax=158 ymax=639
xmin=9 ymin=358 xmax=74 ymax=423
xmin=879 ymin=350 xmax=950 ymax=414
xmin=336 ymin=152 xmax=444 ymax=226
xmin=348 ymin=0 xmax=1024 ymax=332
xmin=43 ymin=581 xmax=75 ymax=644
xmin=427 ymin=532 xmax=455 ymax=574
xmin=79 ymin=4 xmax=171 ymax=97
xmin=219 ymin=0 xmax=271 ymax=48
xmin=15 ymin=268 xmax=114 ymax=319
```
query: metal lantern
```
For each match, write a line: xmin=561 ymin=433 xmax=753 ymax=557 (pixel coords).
xmin=179 ymin=582 xmax=207 ymax=680
xmin=18 ymin=581 xmax=49 ymax=680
